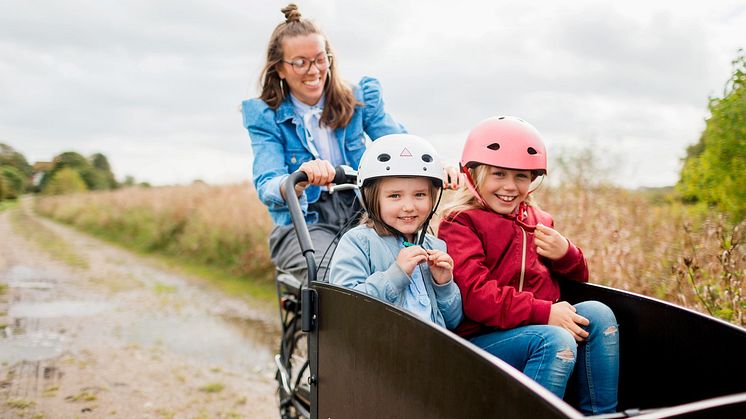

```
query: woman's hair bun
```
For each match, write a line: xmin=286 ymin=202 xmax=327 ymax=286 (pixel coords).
xmin=281 ymin=4 xmax=302 ymax=23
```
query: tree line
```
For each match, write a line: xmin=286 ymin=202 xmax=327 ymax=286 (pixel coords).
xmin=0 ymin=146 xmax=124 ymax=201
xmin=676 ymin=51 xmax=745 ymax=222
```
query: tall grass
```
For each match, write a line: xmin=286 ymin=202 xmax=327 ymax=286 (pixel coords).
xmin=34 ymin=183 xmax=275 ymax=284
xmin=33 ymin=180 xmax=744 ymax=326
xmin=536 ymin=182 xmax=744 ymax=326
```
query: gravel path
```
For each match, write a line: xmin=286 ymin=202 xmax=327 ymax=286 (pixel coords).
xmin=0 ymin=201 xmax=279 ymax=418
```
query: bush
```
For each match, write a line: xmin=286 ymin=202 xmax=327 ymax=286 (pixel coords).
xmin=44 ymin=167 xmax=88 ymax=195
xmin=0 ymin=175 xmax=8 ymax=201
xmin=0 ymin=165 xmax=27 ymax=199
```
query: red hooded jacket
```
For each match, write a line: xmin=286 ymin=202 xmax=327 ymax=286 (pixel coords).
xmin=437 ymin=204 xmax=588 ymax=338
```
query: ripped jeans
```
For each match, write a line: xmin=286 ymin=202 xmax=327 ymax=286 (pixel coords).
xmin=469 ymin=301 xmax=619 ymax=415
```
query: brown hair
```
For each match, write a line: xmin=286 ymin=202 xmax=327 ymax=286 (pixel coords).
xmin=360 ymin=177 xmax=440 ymax=237
xmin=258 ymin=4 xmax=359 ymax=129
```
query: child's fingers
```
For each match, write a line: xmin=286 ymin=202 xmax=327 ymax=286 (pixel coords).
xmin=574 ymin=313 xmax=590 ymax=329
xmin=435 ymin=261 xmax=452 ymax=270
xmin=534 ymin=237 xmax=550 ymax=250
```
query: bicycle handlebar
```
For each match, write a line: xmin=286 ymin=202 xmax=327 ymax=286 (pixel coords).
xmin=283 ymin=166 xmax=358 ymax=283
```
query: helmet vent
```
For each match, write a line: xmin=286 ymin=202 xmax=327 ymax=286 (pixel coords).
xmin=377 ymin=153 xmax=391 ymax=162
xmin=421 ymin=154 xmax=433 ymax=163
xmin=487 ymin=143 xmax=500 ymax=151
xmin=527 ymin=147 xmax=537 ymax=155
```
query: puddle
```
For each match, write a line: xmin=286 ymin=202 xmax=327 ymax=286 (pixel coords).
xmin=1 ymin=265 xmax=60 ymax=288
xmin=9 ymin=301 xmax=112 ymax=318
xmin=0 ymin=331 xmax=64 ymax=363
xmin=122 ymin=314 xmax=274 ymax=372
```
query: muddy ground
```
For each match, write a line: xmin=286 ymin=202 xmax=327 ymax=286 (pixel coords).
xmin=0 ymin=202 xmax=279 ymax=418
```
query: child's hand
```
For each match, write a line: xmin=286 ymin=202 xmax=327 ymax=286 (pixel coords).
xmin=396 ymin=246 xmax=429 ymax=276
xmin=426 ymin=249 xmax=454 ymax=285
xmin=442 ymin=165 xmax=464 ymax=190
xmin=534 ymin=223 xmax=569 ymax=260
xmin=548 ymin=301 xmax=590 ymax=342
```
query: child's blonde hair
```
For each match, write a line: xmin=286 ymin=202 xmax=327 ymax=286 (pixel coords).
xmin=441 ymin=165 xmax=537 ymax=220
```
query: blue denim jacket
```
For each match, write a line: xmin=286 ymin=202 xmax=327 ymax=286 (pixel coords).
xmin=241 ymin=77 xmax=406 ymax=226
xmin=329 ymin=225 xmax=463 ymax=330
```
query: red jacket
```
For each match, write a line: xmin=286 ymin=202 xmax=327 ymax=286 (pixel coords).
xmin=437 ymin=204 xmax=588 ymax=337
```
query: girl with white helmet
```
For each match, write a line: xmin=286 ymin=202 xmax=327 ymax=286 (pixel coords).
xmin=329 ymin=134 xmax=463 ymax=329
xmin=438 ymin=116 xmax=619 ymax=415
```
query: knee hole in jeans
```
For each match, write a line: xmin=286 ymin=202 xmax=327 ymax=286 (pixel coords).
xmin=556 ymin=348 xmax=575 ymax=362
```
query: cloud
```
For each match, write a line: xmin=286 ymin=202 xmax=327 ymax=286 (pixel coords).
xmin=0 ymin=0 xmax=744 ymax=188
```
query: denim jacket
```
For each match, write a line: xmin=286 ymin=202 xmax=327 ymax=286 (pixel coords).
xmin=329 ymin=225 xmax=463 ymax=330
xmin=241 ymin=77 xmax=406 ymax=226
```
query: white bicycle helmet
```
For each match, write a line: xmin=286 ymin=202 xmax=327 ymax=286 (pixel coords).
xmin=357 ymin=134 xmax=445 ymax=187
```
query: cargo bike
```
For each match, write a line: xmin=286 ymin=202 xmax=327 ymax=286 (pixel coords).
xmin=273 ymin=167 xmax=746 ymax=419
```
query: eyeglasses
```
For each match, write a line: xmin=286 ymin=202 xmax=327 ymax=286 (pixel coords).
xmin=282 ymin=53 xmax=333 ymax=75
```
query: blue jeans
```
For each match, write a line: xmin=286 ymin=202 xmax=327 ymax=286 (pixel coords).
xmin=469 ymin=301 xmax=619 ymax=415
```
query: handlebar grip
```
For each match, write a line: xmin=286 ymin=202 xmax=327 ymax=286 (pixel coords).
xmin=333 ymin=166 xmax=349 ymax=185
xmin=332 ymin=165 xmax=358 ymax=185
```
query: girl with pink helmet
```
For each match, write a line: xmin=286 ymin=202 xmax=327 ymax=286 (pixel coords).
xmin=438 ymin=116 xmax=619 ymax=415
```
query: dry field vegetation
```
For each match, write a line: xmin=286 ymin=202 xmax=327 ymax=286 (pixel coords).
xmin=34 ymin=181 xmax=744 ymax=326
xmin=34 ymin=183 xmax=275 ymax=299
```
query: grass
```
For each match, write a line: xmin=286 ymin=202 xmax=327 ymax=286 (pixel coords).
xmin=33 ymin=184 xmax=275 ymax=302
xmin=67 ymin=389 xmax=98 ymax=402
xmin=6 ymin=398 xmax=35 ymax=409
xmin=0 ymin=199 xmax=18 ymax=212
xmin=8 ymin=204 xmax=88 ymax=268
xmin=31 ymin=179 xmax=745 ymax=326
xmin=198 ymin=382 xmax=225 ymax=393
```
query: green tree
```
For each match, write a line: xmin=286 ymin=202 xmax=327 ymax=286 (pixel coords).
xmin=40 ymin=152 xmax=89 ymax=192
xmin=40 ymin=151 xmax=118 ymax=192
xmin=0 ymin=143 xmax=32 ymax=177
xmin=677 ymin=52 xmax=746 ymax=220
xmin=0 ymin=174 xmax=8 ymax=201
xmin=44 ymin=167 xmax=88 ymax=195
xmin=0 ymin=166 xmax=27 ymax=199
xmin=0 ymin=144 xmax=32 ymax=192
xmin=90 ymin=152 xmax=118 ymax=189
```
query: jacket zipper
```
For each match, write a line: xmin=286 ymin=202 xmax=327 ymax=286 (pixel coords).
xmin=519 ymin=227 xmax=527 ymax=292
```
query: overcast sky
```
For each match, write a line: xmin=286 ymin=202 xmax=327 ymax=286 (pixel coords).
xmin=1 ymin=0 xmax=744 ymax=188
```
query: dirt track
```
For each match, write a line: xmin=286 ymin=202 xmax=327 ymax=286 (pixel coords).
xmin=0 ymin=201 xmax=279 ymax=418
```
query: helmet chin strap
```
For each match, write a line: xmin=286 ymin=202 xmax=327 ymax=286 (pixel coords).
xmin=363 ymin=184 xmax=444 ymax=247
xmin=414 ymin=186 xmax=444 ymax=246
xmin=460 ymin=163 xmax=488 ymax=208
xmin=527 ymin=173 xmax=545 ymax=195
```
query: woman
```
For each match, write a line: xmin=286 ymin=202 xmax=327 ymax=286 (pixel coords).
xmin=241 ymin=4 xmax=407 ymax=280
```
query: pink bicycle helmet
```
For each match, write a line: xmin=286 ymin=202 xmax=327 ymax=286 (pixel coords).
xmin=460 ymin=116 xmax=547 ymax=207
xmin=460 ymin=116 xmax=547 ymax=174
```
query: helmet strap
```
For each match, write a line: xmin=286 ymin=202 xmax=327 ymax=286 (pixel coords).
xmin=415 ymin=186 xmax=444 ymax=246
xmin=460 ymin=163 xmax=488 ymax=208
xmin=363 ymin=182 xmax=443 ymax=247
xmin=527 ymin=174 xmax=545 ymax=195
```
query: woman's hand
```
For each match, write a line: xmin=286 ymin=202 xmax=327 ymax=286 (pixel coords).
xmin=396 ymin=246 xmax=429 ymax=276
xmin=534 ymin=223 xmax=569 ymax=260
xmin=548 ymin=301 xmax=589 ymax=342
xmin=426 ymin=249 xmax=454 ymax=285
xmin=281 ymin=159 xmax=336 ymax=200
xmin=443 ymin=165 xmax=463 ymax=190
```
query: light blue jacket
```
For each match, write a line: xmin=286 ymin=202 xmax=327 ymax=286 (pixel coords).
xmin=329 ymin=225 xmax=463 ymax=330
xmin=241 ymin=77 xmax=406 ymax=226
